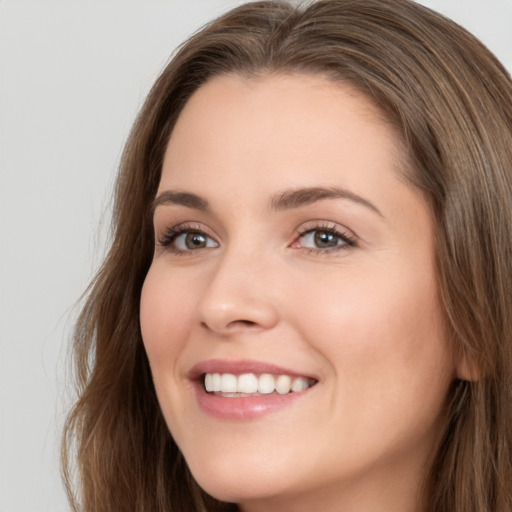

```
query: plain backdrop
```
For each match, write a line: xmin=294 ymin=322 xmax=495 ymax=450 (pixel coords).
xmin=1 ymin=1 xmax=511 ymax=511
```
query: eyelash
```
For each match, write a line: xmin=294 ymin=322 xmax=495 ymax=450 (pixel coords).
xmin=156 ymin=222 xmax=357 ymax=256
xmin=157 ymin=224 xmax=213 ymax=255
xmin=295 ymin=223 xmax=357 ymax=254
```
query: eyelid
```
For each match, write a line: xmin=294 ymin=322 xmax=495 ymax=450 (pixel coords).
xmin=156 ymin=222 xmax=219 ymax=254
xmin=290 ymin=221 xmax=357 ymax=252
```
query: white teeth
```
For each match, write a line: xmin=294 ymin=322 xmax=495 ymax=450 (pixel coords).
xmin=210 ymin=373 xmax=221 ymax=392
xmin=203 ymin=372 xmax=314 ymax=395
xmin=275 ymin=375 xmax=292 ymax=394
xmin=221 ymin=373 xmax=238 ymax=393
xmin=238 ymin=373 xmax=259 ymax=393
xmin=205 ymin=373 xmax=213 ymax=392
xmin=291 ymin=377 xmax=309 ymax=392
xmin=258 ymin=374 xmax=275 ymax=394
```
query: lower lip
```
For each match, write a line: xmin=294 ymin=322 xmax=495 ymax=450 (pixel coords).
xmin=193 ymin=381 xmax=310 ymax=420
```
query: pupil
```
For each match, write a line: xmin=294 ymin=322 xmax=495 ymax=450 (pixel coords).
xmin=314 ymin=231 xmax=338 ymax=248
xmin=186 ymin=233 xmax=206 ymax=249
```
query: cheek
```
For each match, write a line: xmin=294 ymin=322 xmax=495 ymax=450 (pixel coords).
xmin=293 ymin=265 xmax=455 ymax=466
xmin=139 ymin=264 xmax=194 ymax=367
xmin=296 ymin=262 xmax=453 ymax=403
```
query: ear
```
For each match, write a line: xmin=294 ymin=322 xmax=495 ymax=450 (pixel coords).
xmin=455 ymin=349 xmax=480 ymax=382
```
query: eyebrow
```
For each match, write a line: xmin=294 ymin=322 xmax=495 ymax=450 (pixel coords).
xmin=152 ymin=186 xmax=383 ymax=217
xmin=270 ymin=186 xmax=383 ymax=216
xmin=151 ymin=191 xmax=209 ymax=213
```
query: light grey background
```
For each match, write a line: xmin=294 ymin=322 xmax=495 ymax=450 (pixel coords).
xmin=1 ymin=1 xmax=511 ymax=511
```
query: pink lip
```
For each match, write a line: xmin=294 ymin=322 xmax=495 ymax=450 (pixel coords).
xmin=188 ymin=359 xmax=317 ymax=421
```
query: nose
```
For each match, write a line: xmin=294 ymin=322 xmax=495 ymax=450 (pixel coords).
xmin=197 ymin=248 xmax=279 ymax=335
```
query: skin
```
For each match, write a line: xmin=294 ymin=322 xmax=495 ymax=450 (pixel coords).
xmin=140 ymin=73 xmax=462 ymax=512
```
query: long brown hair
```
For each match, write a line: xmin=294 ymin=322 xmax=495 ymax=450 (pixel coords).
xmin=62 ymin=1 xmax=512 ymax=510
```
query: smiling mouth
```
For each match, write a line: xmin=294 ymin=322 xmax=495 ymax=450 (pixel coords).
xmin=203 ymin=372 xmax=317 ymax=396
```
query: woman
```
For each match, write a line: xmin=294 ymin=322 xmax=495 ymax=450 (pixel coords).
xmin=62 ymin=1 xmax=512 ymax=511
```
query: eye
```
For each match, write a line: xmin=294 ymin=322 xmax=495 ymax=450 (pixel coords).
xmin=292 ymin=224 xmax=356 ymax=253
xmin=158 ymin=225 xmax=219 ymax=254
xmin=174 ymin=232 xmax=217 ymax=250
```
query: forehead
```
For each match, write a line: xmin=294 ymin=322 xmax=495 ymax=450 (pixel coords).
xmin=167 ymin=73 xmax=392 ymax=148
xmin=159 ymin=73 xmax=412 ymax=217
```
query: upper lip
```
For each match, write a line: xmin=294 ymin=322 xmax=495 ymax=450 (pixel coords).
xmin=188 ymin=359 xmax=318 ymax=381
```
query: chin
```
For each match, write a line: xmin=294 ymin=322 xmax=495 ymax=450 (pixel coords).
xmin=186 ymin=453 xmax=293 ymax=505
xmin=193 ymin=471 xmax=276 ymax=504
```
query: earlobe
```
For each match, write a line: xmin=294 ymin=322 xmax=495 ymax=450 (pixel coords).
xmin=455 ymin=351 xmax=481 ymax=382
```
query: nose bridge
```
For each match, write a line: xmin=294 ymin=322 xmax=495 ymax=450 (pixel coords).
xmin=197 ymin=240 xmax=279 ymax=334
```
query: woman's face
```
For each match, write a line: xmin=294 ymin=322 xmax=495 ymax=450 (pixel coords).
xmin=141 ymin=74 xmax=458 ymax=511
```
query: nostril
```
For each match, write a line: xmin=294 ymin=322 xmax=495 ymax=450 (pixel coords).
xmin=200 ymin=319 xmax=258 ymax=331
xmin=225 ymin=319 xmax=260 ymax=330
xmin=236 ymin=320 xmax=257 ymax=327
